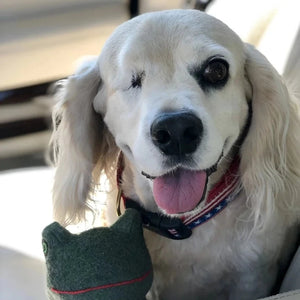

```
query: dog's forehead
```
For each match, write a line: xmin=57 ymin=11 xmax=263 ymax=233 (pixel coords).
xmin=100 ymin=10 xmax=244 ymax=76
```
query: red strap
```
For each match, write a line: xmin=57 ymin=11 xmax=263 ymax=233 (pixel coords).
xmin=51 ymin=269 xmax=152 ymax=295
xmin=206 ymin=158 xmax=240 ymax=204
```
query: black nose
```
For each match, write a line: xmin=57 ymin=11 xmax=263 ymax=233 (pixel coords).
xmin=150 ymin=112 xmax=203 ymax=156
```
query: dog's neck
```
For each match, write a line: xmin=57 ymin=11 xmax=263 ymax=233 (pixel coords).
xmin=116 ymin=151 xmax=241 ymax=240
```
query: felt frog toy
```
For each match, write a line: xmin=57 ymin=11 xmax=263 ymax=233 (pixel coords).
xmin=42 ymin=209 xmax=153 ymax=300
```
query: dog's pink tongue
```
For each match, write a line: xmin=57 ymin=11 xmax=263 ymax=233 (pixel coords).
xmin=153 ymin=169 xmax=207 ymax=214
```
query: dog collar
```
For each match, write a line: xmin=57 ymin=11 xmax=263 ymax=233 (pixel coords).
xmin=116 ymin=153 xmax=241 ymax=240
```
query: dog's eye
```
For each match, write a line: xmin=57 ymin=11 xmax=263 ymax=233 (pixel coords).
xmin=189 ymin=57 xmax=229 ymax=91
xmin=131 ymin=71 xmax=145 ymax=89
xmin=202 ymin=59 xmax=229 ymax=86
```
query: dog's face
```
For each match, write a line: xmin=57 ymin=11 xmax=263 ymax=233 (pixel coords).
xmin=93 ymin=10 xmax=250 ymax=215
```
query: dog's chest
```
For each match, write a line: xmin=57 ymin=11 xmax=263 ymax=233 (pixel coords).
xmin=144 ymin=225 xmax=237 ymax=300
xmin=143 ymin=196 xmax=280 ymax=300
xmin=144 ymin=210 xmax=241 ymax=298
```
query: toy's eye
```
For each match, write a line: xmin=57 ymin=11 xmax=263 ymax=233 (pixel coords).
xmin=130 ymin=71 xmax=145 ymax=89
xmin=202 ymin=58 xmax=229 ymax=85
xmin=42 ymin=239 xmax=48 ymax=256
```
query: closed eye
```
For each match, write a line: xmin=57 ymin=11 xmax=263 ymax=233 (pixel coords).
xmin=130 ymin=71 xmax=145 ymax=89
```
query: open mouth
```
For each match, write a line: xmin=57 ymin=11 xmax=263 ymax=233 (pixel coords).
xmin=141 ymin=159 xmax=221 ymax=215
xmin=153 ymin=168 xmax=208 ymax=214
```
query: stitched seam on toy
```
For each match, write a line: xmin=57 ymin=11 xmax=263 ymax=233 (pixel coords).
xmin=51 ymin=269 xmax=152 ymax=295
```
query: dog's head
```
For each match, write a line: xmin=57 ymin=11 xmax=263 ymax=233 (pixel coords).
xmin=95 ymin=10 xmax=250 ymax=215
xmin=52 ymin=10 xmax=299 ymax=227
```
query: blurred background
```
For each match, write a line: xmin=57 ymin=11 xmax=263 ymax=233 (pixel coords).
xmin=0 ymin=0 xmax=299 ymax=299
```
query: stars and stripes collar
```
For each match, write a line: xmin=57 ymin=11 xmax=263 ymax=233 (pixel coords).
xmin=116 ymin=153 xmax=241 ymax=240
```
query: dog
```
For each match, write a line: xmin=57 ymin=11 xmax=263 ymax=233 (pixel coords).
xmin=51 ymin=10 xmax=300 ymax=300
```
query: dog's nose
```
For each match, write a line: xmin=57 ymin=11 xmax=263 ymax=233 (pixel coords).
xmin=151 ymin=112 xmax=203 ymax=156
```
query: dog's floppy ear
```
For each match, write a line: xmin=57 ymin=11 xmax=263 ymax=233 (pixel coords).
xmin=241 ymin=44 xmax=300 ymax=231
xmin=51 ymin=58 xmax=118 ymax=225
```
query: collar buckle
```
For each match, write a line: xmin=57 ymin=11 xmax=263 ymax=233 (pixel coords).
xmin=125 ymin=199 xmax=192 ymax=240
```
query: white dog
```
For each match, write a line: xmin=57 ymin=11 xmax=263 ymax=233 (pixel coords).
xmin=51 ymin=10 xmax=300 ymax=300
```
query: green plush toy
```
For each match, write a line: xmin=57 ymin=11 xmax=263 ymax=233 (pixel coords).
xmin=42 ymin=209 xmax=153 ymax=300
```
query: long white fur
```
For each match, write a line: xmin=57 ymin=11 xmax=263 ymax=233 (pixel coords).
xmin=51 ymin=10 xmax=300 ymax=299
